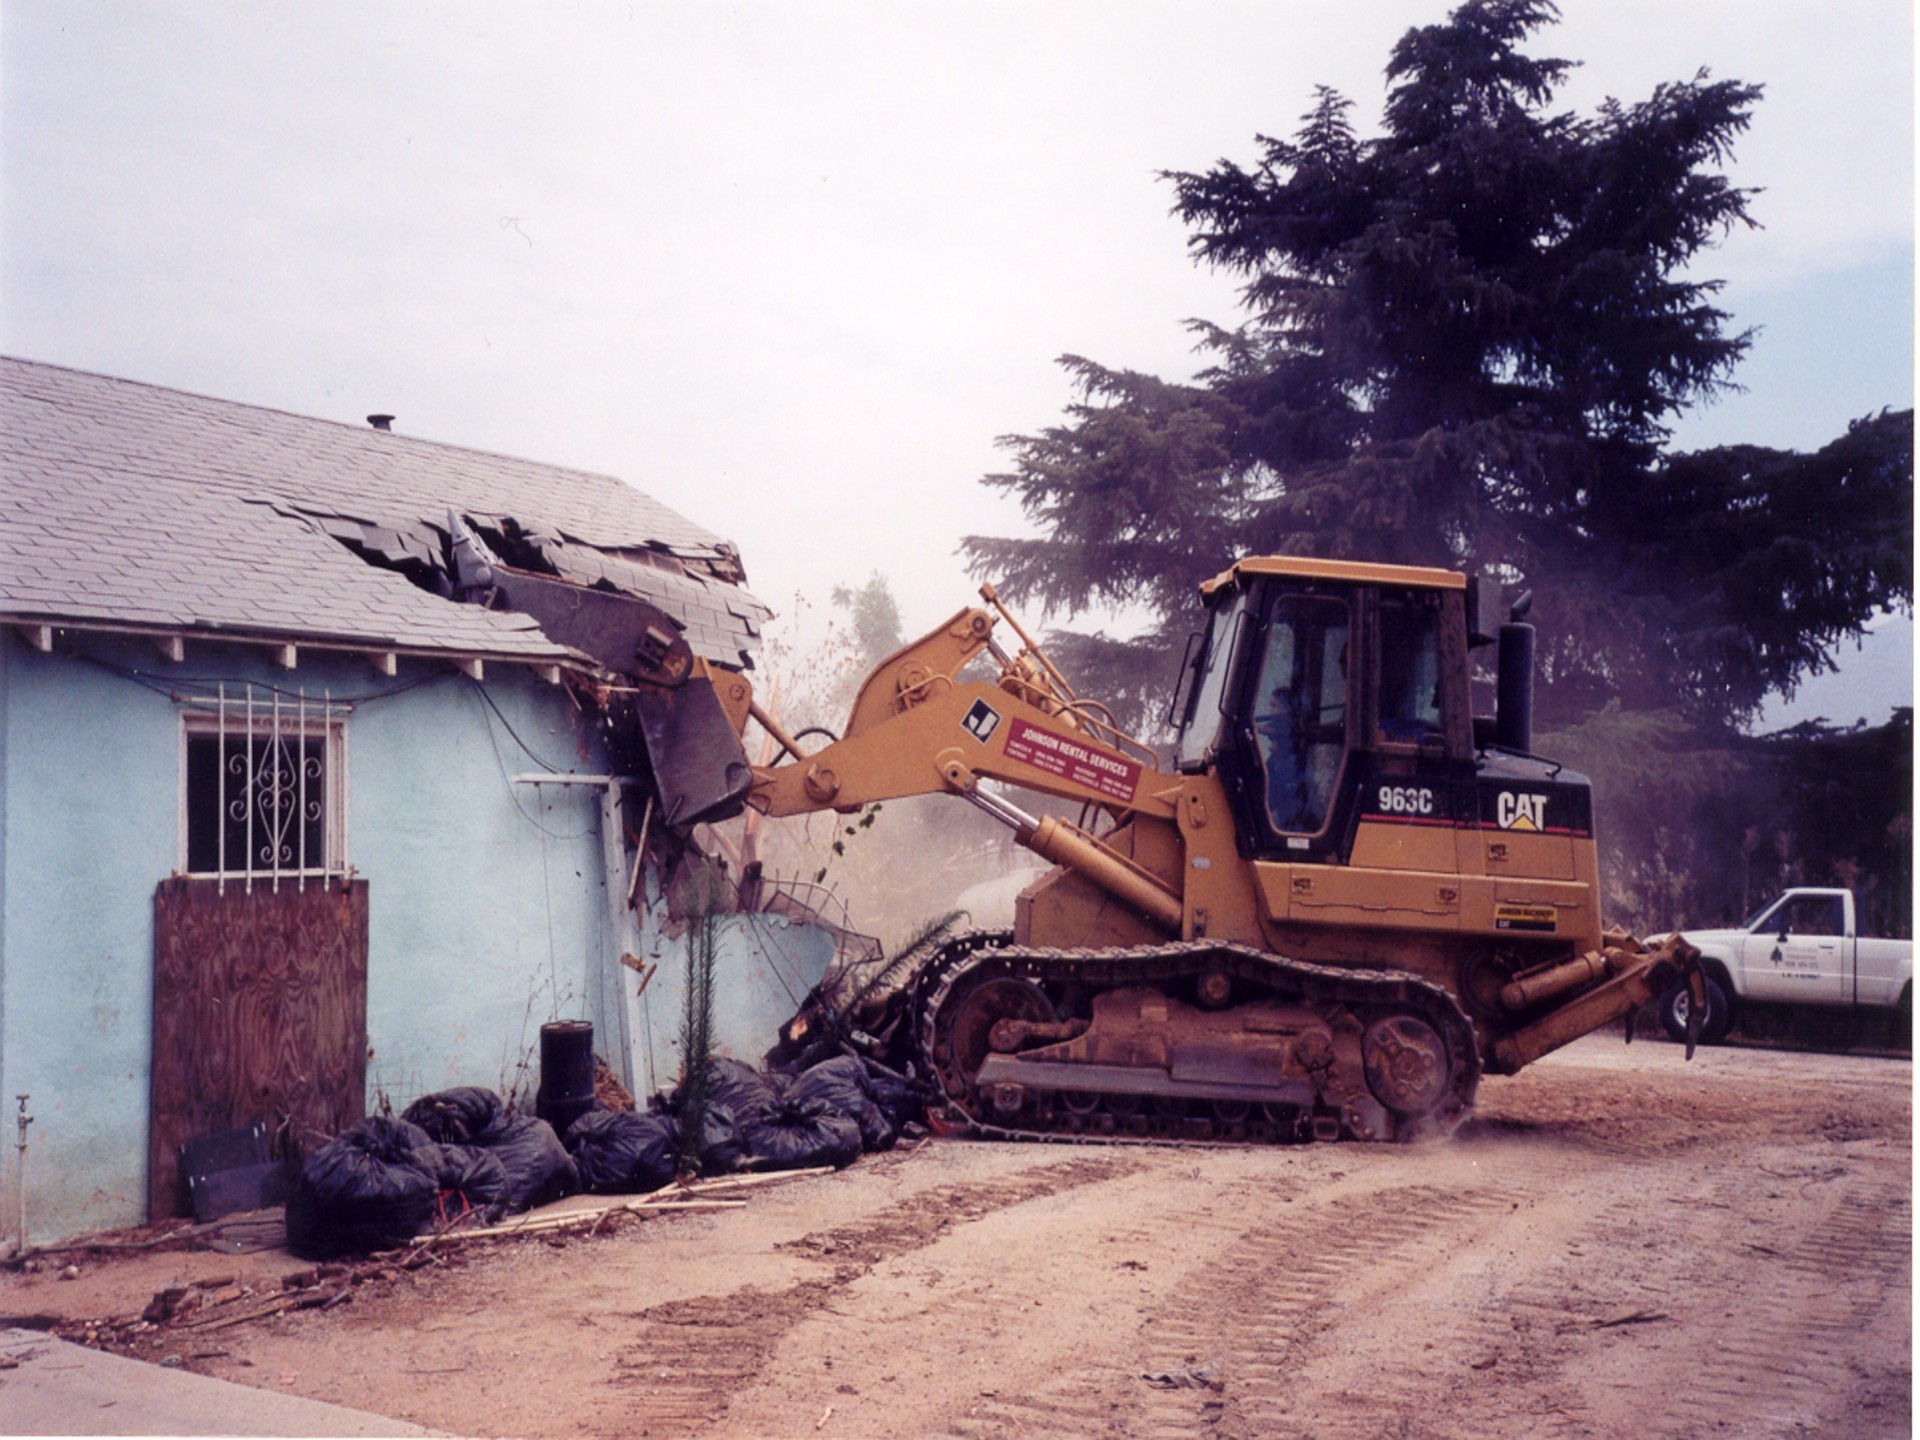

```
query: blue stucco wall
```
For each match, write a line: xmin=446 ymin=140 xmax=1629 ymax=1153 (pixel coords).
xmin=2 ymin=631 xmax=183 ymax=1241
xmin=0 ymin=631 xmax=621 ymax=1242
xmin=630 ymin=904 xmax=838 ymax=1102
xmin=0 ymin=629 xmax=837 ymax=1245
xmin=347 ymin=666 xmax=618 ymax=1108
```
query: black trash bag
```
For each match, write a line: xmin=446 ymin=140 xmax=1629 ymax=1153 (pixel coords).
xmin=741 ymin=1096 xmax=863 ymax=1172
xmin=690 ymin=1101 xmax=748 ymax=1176
xmin=788 ymin=1055 xmax=896 ymax=1152
xmin=566 ymin=1110 xmax=682 ymax=1194
xmin=859 ymin=1056 xmax=925 ymax=1131
xmin=468 ymin=1112 xmax=578 ymax=1213
xmin=701 ymin=1056 xmax=784 ymax=1125
xmin=401 ymin=1086 xmax=505 ymax=1145
xmin=415 ymin=1141 xmax=511 ymax=1228
xmin=285 ymin=1117 xmax=438 ymax=1260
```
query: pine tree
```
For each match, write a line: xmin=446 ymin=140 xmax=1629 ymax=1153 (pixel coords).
xmin=962 ymin=0 xmax=1911 ymax=736
xmin=675 ymin=913 xmax=720 ymax=1178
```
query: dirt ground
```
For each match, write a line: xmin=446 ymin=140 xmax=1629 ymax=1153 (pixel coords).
xmin=4 ymin=1033 xmax=1909 ymax=1440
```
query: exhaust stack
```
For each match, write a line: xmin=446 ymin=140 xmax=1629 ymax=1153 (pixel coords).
xmin=1495 ymin=591 xmax=1535 ymax=753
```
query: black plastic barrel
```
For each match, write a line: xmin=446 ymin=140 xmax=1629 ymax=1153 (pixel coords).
xmin=536 ymin=1020 xmax=596 ymax=1135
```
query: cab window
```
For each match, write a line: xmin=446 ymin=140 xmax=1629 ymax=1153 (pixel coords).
xmin=1251 ymin=595 xmax=1349 ymax=834
xmin=1778 ymin=895 xmax=1845 ymax=937
xmin=1175 ymin=590 xmax=1248 ymax=773
xmin=1378 ymin=596 xmax=1443 ymax=745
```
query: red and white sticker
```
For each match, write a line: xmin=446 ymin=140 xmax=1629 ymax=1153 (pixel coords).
xmin=1002 ymin=718 xmax=1142 ymax=804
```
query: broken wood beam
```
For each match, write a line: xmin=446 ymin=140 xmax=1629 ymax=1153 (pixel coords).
xmin=410 ymin=1197 xmax=747 ymax=1245
xmin=672 ymin=1167 xmax=835 ymax=1193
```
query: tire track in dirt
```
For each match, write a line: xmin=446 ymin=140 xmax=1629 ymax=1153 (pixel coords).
xmin=1324 ymin=1176 xmax=1710 ymax=1440
xmin=1638 ymin=1167 xmax=1912 ymax=1438
xmin=916 ymin=1169 xmax=1304 ymax=1440
xmin=719 ymin=1159 xmax=1308 ymax=1440
xmin=1400 ymin=1147 xmax=1913 ymax=1440
xmin=1129 ymin=1183 xmax=1523 ymax=1440
xmin=935 ymin=1125 xmax=1906 ymax=1440
xmin=932 ymin=1178 xmax=1521 ymax=1440
xmin=603 ymin=1155 xmax=1138 ymax=1434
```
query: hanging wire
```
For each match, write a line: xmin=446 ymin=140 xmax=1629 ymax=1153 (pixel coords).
xmin=464 ymin=683 xmax=595 ymax=841
xmin=78 ymin=649 xmax=440 ymax=706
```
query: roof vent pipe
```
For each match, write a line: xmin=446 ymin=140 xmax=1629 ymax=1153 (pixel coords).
xmin=366 ymin=414 xmax=395 ymax=431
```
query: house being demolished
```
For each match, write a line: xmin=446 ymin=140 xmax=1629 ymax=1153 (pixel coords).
xmin=0 ymin=356 xmax=858 ymax=1243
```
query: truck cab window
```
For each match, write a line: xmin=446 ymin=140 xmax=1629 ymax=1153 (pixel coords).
xmin=1252 ymin=595 xmax=1350 ymax=834
xmin=1378 ymin=597 xmax=1443 ymax=744
xmin=1779 ymin=895 xmax=1845 ymax=937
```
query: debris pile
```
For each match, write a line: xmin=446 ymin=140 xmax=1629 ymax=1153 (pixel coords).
xmin=285 ymin=1098 xmax=580 ymax=1261
xmin=40 ymin=1169 xmax=823 ymax=1358
xmin=665 ymin=1054 xmax=922 ymax=1178
xmin=282 ymin=1054 xmax=921 ymax=1261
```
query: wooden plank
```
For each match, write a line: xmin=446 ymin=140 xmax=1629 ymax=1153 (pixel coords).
xmin=402 ymin=1167 xmax=834 ymax=1246
xmin=412 ymin=1198 xmax=748 ymax=1244
xmin=671 ymin=1167 xmax=835 ymax=1193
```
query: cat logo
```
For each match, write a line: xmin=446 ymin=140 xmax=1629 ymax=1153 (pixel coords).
xmin=1496 ymin=791 xmax=1549 ymax=832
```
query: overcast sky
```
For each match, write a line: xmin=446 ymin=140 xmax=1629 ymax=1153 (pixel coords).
xmin=3 ymin=0 xmax=1911 ymax=725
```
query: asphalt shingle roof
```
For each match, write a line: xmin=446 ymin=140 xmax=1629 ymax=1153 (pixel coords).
xmin=0 ymin=357 xmax=771 ymax=667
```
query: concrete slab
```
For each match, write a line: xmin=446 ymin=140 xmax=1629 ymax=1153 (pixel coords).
xmin=0 ymin=1328 xmax=438 ymax=1436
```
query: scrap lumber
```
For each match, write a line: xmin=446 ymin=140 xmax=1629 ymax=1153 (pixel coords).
xmin=407 ymin=1166 xmax=834 ymax=1245
xmin=413 ymin=1197 xmax=746 ymax=1246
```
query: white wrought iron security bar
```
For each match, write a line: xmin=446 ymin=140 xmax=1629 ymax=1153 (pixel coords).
xmin=177 ymin=682 xmax=351 ymax=894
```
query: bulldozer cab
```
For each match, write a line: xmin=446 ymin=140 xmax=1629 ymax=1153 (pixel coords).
xmin=1175 ymin=558 xmax=1472 ymax=865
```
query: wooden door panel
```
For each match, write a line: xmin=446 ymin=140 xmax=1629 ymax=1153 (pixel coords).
xmin=149 ymin=878 xmax=368 ymax=1220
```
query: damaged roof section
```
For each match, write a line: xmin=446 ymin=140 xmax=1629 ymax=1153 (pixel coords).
xmin=278 ymin=503 xmax=767 ymax=670
xmin=0 ymin=357 xmax=771 ymax=670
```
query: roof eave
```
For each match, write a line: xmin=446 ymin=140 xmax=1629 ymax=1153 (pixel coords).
xmin=2 ymin=612 xmax=591 ymax=681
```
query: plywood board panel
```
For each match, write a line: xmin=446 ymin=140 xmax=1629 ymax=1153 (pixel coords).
xmin=149 ymin=878 xmax=368 ymax=1219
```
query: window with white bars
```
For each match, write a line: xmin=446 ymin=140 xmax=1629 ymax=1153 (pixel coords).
xmin=179 ymin=685 xmax=350 ymax=885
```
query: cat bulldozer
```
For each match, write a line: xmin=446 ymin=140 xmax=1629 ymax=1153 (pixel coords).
xmin=456 ymin=530 xmax=1704 ymax=1144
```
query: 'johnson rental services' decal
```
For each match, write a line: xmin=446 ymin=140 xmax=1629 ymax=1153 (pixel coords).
xmin=1003 ymin=718 xmax=1142 ymax=803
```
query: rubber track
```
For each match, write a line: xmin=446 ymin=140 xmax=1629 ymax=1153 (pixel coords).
xmin=911 ymin=931 xmax=1482 ymax=1146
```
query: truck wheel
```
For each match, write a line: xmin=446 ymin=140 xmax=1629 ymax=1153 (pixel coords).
xmin=1660 ymin=977 xmax=1731 ymax=1046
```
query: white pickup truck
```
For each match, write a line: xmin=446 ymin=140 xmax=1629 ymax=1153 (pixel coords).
xmin=1660 ymin=888 xmax=1912 ymax=1047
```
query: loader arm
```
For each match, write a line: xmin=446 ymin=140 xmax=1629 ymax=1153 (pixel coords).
xmin=749 ymin=674 xmax=1176 ymax=822
xmin=742 ymin=594 xmax=1170 ymax=820
xmin=735 ymin=597 xmax=1186 ymax=932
